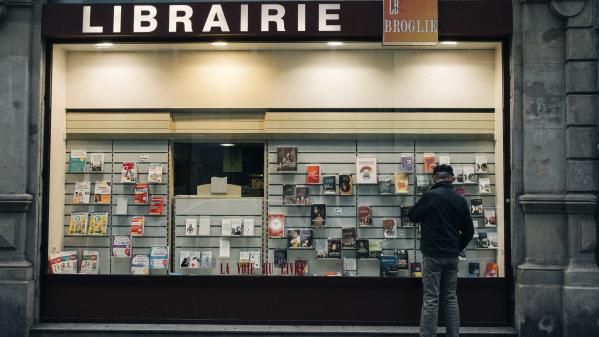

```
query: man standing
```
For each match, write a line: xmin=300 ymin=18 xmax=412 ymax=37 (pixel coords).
xmin=409 ymin=165 xmax=474 ymax=337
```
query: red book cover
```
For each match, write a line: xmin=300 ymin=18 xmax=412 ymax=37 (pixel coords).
xmin=268 ymin=213 xmax=285 ymax=238
xmin=306 ymin=164 xmax=321 ymax=184
xmin=149 ymin=196 xmax=164 ymax=215
xmin=134 ymin=183 xmax=148 ymax=204
xmin=130 ymin=216 xmax=145 ymax=236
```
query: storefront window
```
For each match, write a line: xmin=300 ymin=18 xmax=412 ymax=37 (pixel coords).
xmin=47 ymin=42 xmax=505 ymax=279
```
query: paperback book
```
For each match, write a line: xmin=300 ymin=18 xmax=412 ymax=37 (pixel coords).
xmin=355 ymin=157 xmax=378 ymax=184
xmin=416 ymin=175 xmax=430 ymax=195
xmin=274 ymin=249 xmax=287 ymax=268
xmin=219 ymin=238 xmax=231 ymax=258
xmin=315 ymin=239 xmax=328 ymax=258
xmin=323 ymin=175 xmax=337 ymax=194
xmin=394 ymin=172 xmax=409 ymax=194
xmin=423 ymin=153 xmax=436 ymax=174
xmin=276 ymin=147 xmax=298 ymax=171
xmin=179 ymin=251 xmax=191 ymax=268
xmin=131 ymin=255 xmax=149 ymax=275
xmin=400 ymin=154 xmax=414 ymax=173
xmin=383 ymin=218 xmax=397 ymax=238
xmin=130 ymin=216 xmax=145 ymax=236
xmin=485 ymin=262 xmax=498 ymax=277
xmin=343 ymin=257 xmax=357 ymax=276
xmin=454 ymin=165 xmax=464 ymax=184
xmin=190 ymin=252 xmax=202 ymax=268
xmin=115 ymin=196 xmax=128 ymax=215
xmin=295 ymin=187 xmax=310 ymax=205
xmin=369 ymin=239 xmax=382 ymax=258
xmin=469 ymin=262 xmax=481 ymax=277
xmin=231 ymin=218 xmax=243 ymax=236
xmin=300 ymin=229 xmax=314 ymax=248
xmin=93 ymin=181 xmax=112 ymax=204
xmin=198 ymin=216 xmax=211 ymax=235
xmin=267 ymin=213 xmax=285 ymax=238
xmin=243 ymin=217 xmax=255 ymax=236
xmin=185 ymin=218 xmax=198 ymax=236
xmin=201 ymin=251 xmax=213 ymax=269
xmin=310 ymin=204 xmax=326 ymax=228
xmin=239 ymin=251 xmax=250 ymax=266
xmin=134 ymin=183 xmax=148 ymax=204
xmin=282 ymin=184 xmax=296 ymax=205
xmin=121 ymin=162 xmax=137 ymax=183
xmin=287 ymin=229 xmax=301 ymax=248
xmin=112 ymin=235 xmax=131 ymax=257
xmin=72 ymin=181 xmax=91 ymax=204
xmin=380 ymin=255 xmax=399 ymax=277
xmin=88 ymin=212 xmax=108 ymax=235
xmin=471 ymin=198 xmax=484 ymax=216
xmin=397 ymin=249 xmax=409 ymax=269
xmin=400 ymin=206 xmax=414 ymax=227
xmin=68 ymin=212 xmax=89 ymax=235
xmin=463 ymin=165 xmax=477 ymax=184
xmin=487 ymin=232 xmax=498 ymax=248
xmin=306 ymin=164 xmax=321 ymax=184
xmin=475 ymin=155 xmax=489 ymax=174
xmin=250 ymin=251 xmax=261 ymax=269
xmin=327 ymin=239 xmax=341 ymax=258
xmin=79 ymin=250 xmax=99 ymax=274
xmin=358 ymin=205 xmax=373 ymax=226
xmin=484 ymin=207 xmax=497 ymax=227
xmin=150 ymin=246 xmax=169 ymax=270
xmin=479 ymin=177 xmax=492 ymax=194
xmin=338 ymin=174 xmax=353 ymax=195
xmin=59 ymin=251 xmax=78 ymax=274
xmin=342 ymin=227 xmax=356 ymax=248
xmin=221 ymin=218 xmax=232 ymax=236
xmin=411 ymin=262 xmax=423 ymax=277
xmin=149 ymin=196 xmax=164 ymax=215
xmin=355 ymin=239 xmax=370 ymax=259
xmin=68 ymin=149 xmax=87 ymax=173
xmin=90 ymin=153 xmax=104 ymax=172
xmin=148 ymin=164 xmax=163 ymax=183
xmin=378 ymin=175 xmax=395 ymax=194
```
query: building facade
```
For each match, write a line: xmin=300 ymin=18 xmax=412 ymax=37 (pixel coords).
xmin=0 ymin=0 xmax=597 ymax=336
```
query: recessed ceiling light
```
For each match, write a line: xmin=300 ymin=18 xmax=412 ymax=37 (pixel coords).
xmin=220 ymin=143 xmax=235 ymax=147
xmin=439 ymin=41 xmax=458 ymax=45
xmin=94 ymin=42 xmax=114 ymax=49
xmin=327 ymin=41 xmax=344 ymax=46
xmin=211 ymin=42 xmax=228 ymax=47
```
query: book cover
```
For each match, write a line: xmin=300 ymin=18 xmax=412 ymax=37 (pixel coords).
xmin=198 ymin=216 xmax=211 ymax=235
xmin=463 ymin=165 xmax=477 ymax=184
xmin=121 ymin=162 xmax=137 ymax=183
xmin=60 ymin=251 xmax=78 ymax=274
xmin=469 ymin=262 xmax=481 ymax=277
xmin=149 ymin=196 xmax=164 ymax=215
xmin=470 ymin=198 xmax=484 ymax=216
xmin=310 ymin=204 xmax=326 ymax=228
xmin=68 ymin=149 xmax=87 ymax=173
xmin=343 ymin=257 xmax=357 ymax=276
xmin=475 ymin=155 xmax=489 ymax=174
xmin=276 ymin=147 xmax=298 ymax=171
xmin=397 ymin=249 xmax=409 ymax=269
xmin=383 ymin=218 xmax=397 ymax=238
xmin=282 ymin=184 xmax=296 ymax=205
xmin=134 ymin=183 xmax=148 ymax=204
xmin=401 ymin=206 xmax=414 ymax=227
xmin=287 ymin=229 xmax=301 ymax=248
xmin=48 ymin=253 xmax=62 ymax=274
xmin=79 ymin=250 xmax=99 ymax=274
xmin=268 ymin=213 xmax=285 ymax=238
xmin=130 ymin=216 xmax=145 ymax=236
xmin=484 ymin=262 xmax=498 ymax=277
xmin=423 ymin=153 xmax=436 ymax=174
xmin=148 ymin=164 xmax=163 ymax=183
xmin=338 ymin=174 xmax=353 ymax=195
xmin=355 ymin=157 xmax=378 ymax=184
xmin=315 ymin=239 xmax=328 ymax=258
xmin=190 ymin=252 xmax=202 ymax=268
xmin=112 ymin=235 xmax=131 ymax=257
xmin=369 ymin=239 xmax=382 ymax=258
xmin=306 ymin=164 xmax=321 ymax=184
xmin=274 ymin=249 xmax=287 ymax=268
xmin=454 ymin=165 xmax=464 ymax=184
xmin=300 ymin=229 xmax=313 ymax=248
xmin=219 ymin=238 xmax=231 ymax=258
xmin=401 ymin=154 xmax=414 ymax=173
xmin=323 ymin=175 xmax=337 ymax=194
xmin=416 ymin=175 xmax=430 ymax=195
xmin=355 ymin=239 xmax=370 ymax=259
xmin=394 ymin=172 xmax=409 ymax=194
xmin=327 ymin=239 xmax=341 ymax=258
xmin=476 ymin=232 xmax=489 ymax=248
xmin=239 ymin=251 xmax=250 ymax=265
xmin=487 ymin=232 xmax=498 ymax=248
xmin=131 ymin=255 xmax=149 ymax=275
xmin=201 ymin=251 xmax=213 ymax=269
xmin=295 ymin=187 xmax=310 ymax=205
xmin=479 ymin=177 xmax=492 ymax=194
xmin=93 ymin=181 xmax=112 ymax=204
xmin=179 ymin=251 xmax=191 ymax=268
xmin=358 ymin=205 xmax=373 ymax=226
xmin=250 ymin=251 xmax=261 ymax=269
xmin=68 ymin=212 xmax=88 ymax=235
xmin=115 ymin=196 xmax=128 ymax=215
xmin=90 ymin=153 xmax=104 ymax=172
xmin=411 ymin=262 xmax=422 ymax=277
xmin=88 ymin=212 xmax=108 ymax=235
xmin=378 ymin=175 xmax=395 ymax=194
xmin=231 ymin=218 xmax=243 ymax=236
xmin=380 ymin=255 xmax=399 ymax=277
xmin=185 ymin=218 xmax=198 ymax=236
xmin=439 ymin=155 xmax=451 ymax=166
xmin=243 ymin=217 xmax=255 ymax=236
xmin=150 ymin=246 xmax=169 ymax=270
xmin=342 ymin=227 xmax=356 ymax=248
xmin=72 ymin=181 xmax=91 ymax=204
xmin=221 ymin=218 xmax=232 ymax=236
xmin=484 ymin=207 xmax=497 ymax=227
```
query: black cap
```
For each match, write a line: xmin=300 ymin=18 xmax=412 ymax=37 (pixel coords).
xmin=433 ymin=164 xmax=454 ymax=176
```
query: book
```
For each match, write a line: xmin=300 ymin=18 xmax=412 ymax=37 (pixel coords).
xmin=150 ymin=246 xmax=169 ymax=270
xmin=476 ymin=232 xmax=490 ymax=248
xmin=198 ymin=216 xmax=211 ymax=235
xmin=380 ymin=255 xmax=399 ymax=277
xmin=300 ymin=229 xmax=314 ymax=248
xmin=190 ymin=252 xmax=202 ymax=268
xmin=201 ymin=251 xmax=213 ymax=269
xmin=343 ymin=257 xmax=357 ymax=276
xmin=383 ymin=218 xmax=397 ymax=238
xmin=282 ymin=184 xmax=296 ymax=205
xmin=68 ymin=212 xmax=88 ymax=235
xmin=149 ymin=196 xmax=164 ymax=215
xmin=243 ymin=217 xmax=255 ymax=236
xmin=134 ymin=183 xmax=148 ymax=204
xmin=121 ymin=162 xmax=137 ymax=183
xmin=79 ymin=250 xmax=99 ymax=274
xmin=310 ymin=204 xmax=326 ymax=227
xmin=378 ymin=175 xmax=395 ymax=194
xmin=475 ymin=155 xmax=488 ymax=174
xmin=479 ymin=177 xmax=492 ymax=194
xmin=112 ymin=235 xmax=131 ymax=257
xmin=274 ymin=249 xmax=287 ymax=268
xmin=401 ymin=206 xmax=414 ymax=227
xmin=221 ymin=218 xmax=232 ymax=236
xmin=484 ymin=207 xmax=497 ymax=227
xmin=130 ymin=216 xmax=145 ymax=236
xmin=342 ymin=227 xmax=356 ymax=248
xmin=327 ymin=239 xmax=341 ymax=258
xmin=394 ymin=172 xmax=409 ymax=194
xmin=338 ymin=174 xmax=353 ymax=195
xmin=48 ymin=253 xmax=62 ymax=274
xmin=423 ymin=153 xmax=436 ymax=174
xmin=148 ymin=164 xmax=163 ymax=183
xmin=484 ymin=262 xmax=498 ymax=277
xmin=90 ymin=153 xmax=104 ymax=172
xmin=401 ymin=154 xmax=414 ymax=173
xmin=355 ymin=239 xmax=370 ymax=259
xmin=72 ymin=181 xmax=91 ymax=204
xmin=358 ymin=205 xmax=373 ymax=226
xmin=454 ymin=165 xmax=464 ymax=184
xmin=306 ymin=164 xmax=321 ymax=184
xmin=471 ymin=198 xmax=483 ymax=216
xmin=469 ymin=262 xmax=481 ymax=277
xmin=295 ymin=187 xmax=310 ymax=205
xmin=369 ymin=239 xmax=382 ymax=258
xmin=463 ymin=165 xmax=476 ymax=184
xmin=60 ymin=251 xmax=78 ymax=274
xmin=276 ymin=147 xmax=298 ymax=171
xmin=487 ymin=232 xmax=498 ymax=248
xmin=439 ymin=155 xmax=451 ymax=166
xmin=231 ymin=218 xmax=243 ymax=236
xmin=416 ymin=175 xmax=430 ymax=195
xmin=180 ymin=251 xmax=191 ymax=268
xmin=397 ymin=249 xmax=409 ymax=269
xmin=355 ymin=157 xmax=378 ymax=184
xmin=239 ymin=251 xmax=250 ymax=265
xmin=219 ymin=238 xmax=231 ymax=258
xmin=268 ymin=213 xmax=285 ymax=238
xmin=131 ymin=255 xmax=149 ymax=275
xmin=68 ymin=149 xmax=87 ymax=173
xmin=88 ymin=212 xmax=108 ymax=235
xmin=287 ymin=229 xmax=301 ymax=248
xmin=315 ymin=239 xmax=328 ymax=258
xmin=411 ymin=262 xmax=422 ymax=277
xmin=185 ymin=218 xmax=198 ymax=236
xmin=115 ymin=196 xmax=128 ymax=215
xmin=323 ymin=175 xmax=337 ymax=194
xmin=93 ymin=181 xmax=112 ymax=204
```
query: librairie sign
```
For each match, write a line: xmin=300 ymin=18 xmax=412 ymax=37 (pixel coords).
xmin=383 ymin=0 xmax=438 ymax=45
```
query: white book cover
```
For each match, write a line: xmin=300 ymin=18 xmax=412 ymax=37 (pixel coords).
xmin=198 ymin=216 xmax=211 ymax=236
xmin=250 ymin=251 xmax=261 ymax=269
xmin=115 ymin=196 xmax=128 ymax=215
xmin=79 ymin=250 xmax=99 ymax=274
xmin=463 ymin=165 xmax=477 ymax=184
xmin=200 ymin=251 xmax=213 ymax=269
xmin=231 ymin=218 xmax=243 ymax=236
xmin=93 ymin=180 xmax=112 ymax=204
xmin=148 ymin=164 xmax=163 ymax=183
xmin=453 ymin=165 xmax=464 ymax=184
xmin=190 ymin=252 xmax=202 ymax=269
xmin=180 ymin=251 xmax=191 ymax=268
xmin=243 ymin=217 xmax=255 ymax=236
xmin=112 ymin=235 xmax=131 ymax=257
xmin=475 ymin=155 xmax=489 ymax=174
xmin=439 ymin=155 xmax=451 ymax=166
xmin=72 ymin=181 xmax=91 ymax=204
xmin=355 ymin=157 xmax=378 ymax=184
xmin=221 ymin=218 xmax=232 ymax=236
xmin=60 ymin=251 xmax=79 ymax=274
xmin=239 ymin=251 xmax=250 ymax=264
xmin=185 ymin=218 xmax=198 ymax=236
xmin=219 ymin=238 xmax=231 ymax=258
xmin=479 ymin=177 xmax=492 ymax=194
xmin=90 ymin=153 xmax=104 ymax=172
xmin=149 ymin=246 xmax=169 ymax=270
xmin=131 ymin=255 xmax=149 ymax=275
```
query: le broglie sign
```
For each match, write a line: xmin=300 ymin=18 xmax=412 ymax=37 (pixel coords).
xmin=42 ymin=1 xmax=438 ymax=44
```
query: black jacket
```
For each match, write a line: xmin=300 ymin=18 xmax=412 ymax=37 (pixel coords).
xmin=408 ymin=181 xmax=474 ymax=257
